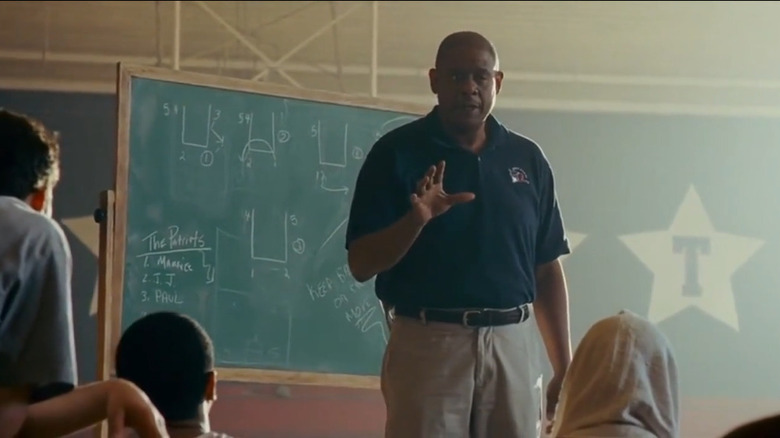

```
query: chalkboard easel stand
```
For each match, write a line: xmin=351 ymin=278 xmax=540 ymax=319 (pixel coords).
xmin=93 ymin=189 xmax=116 ymax=438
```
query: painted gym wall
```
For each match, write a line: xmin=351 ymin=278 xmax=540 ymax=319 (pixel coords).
xmin=2 ymin=88 xmax=779 ymax=437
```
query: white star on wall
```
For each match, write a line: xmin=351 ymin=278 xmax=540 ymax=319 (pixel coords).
xmin=619 ymin=185 xmax=763 ymax=332
xmin=61 ymin=215 xmax=100 ymax=316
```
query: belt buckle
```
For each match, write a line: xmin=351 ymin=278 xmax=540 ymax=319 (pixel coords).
xmin=462 ymin=309 xmax=484 ymax=327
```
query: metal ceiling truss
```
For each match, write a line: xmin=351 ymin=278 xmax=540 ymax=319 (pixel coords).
xmin=189 ymin=0 xmax=374 ymax=94
xmin=2 ymin=1 xmax=780 ymax=117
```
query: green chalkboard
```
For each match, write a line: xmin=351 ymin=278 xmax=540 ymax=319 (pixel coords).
xmin=113 ymin=65 xmax=426 ymax=385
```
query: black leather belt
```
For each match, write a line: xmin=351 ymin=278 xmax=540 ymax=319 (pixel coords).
xmin=393 ymin=304 xmax=530 ymax=328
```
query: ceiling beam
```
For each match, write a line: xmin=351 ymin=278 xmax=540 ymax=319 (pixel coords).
xmin=4 ymin=76 xmax=780 ymax=119
xmin=370 ymin=0 xmax=379 ymax=97
xmin=390 ymin=94 xmax=780 ymax=119
xmin=192 ymin=0 xmax=302 ymax=88
xmin=172 ymin=1 xmax=181 ymax=70
xmin=0 ymin=77 xmax=116 ymax=94
xmin=251 ymin=2 xmax=364 ymax=81
xmin=0 ymin=48 xmax=427 ymax=77
xmin=2 ymin=48 xmax=780 ymax=92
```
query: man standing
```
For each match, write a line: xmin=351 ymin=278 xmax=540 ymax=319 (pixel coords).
xmin=345 ymin=31 xmax=573 ymax=437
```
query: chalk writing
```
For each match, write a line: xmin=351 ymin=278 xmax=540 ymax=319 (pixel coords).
xmin=307 ymin=277 xmax=333 ymax=301
xmin=169 ymin=226 xmax=207 ymax=249
xmin=140 ymin=226 xmax=207 ymax=253
xmin=307 ymin=264 xmax=385 ymax=340
xmin=155 ymin=288 xmax=185 ymax=305
xmin=151 ymin=255 xmax=194 ymax=272
xmin=345 ymin=297 xmax=384 ymax=334
xmin=130 ymin=225 xmax=215 ymax=317
xmin=139 ymin=288 xmax=184 ymax=305
xmin=142 ymin=272 xmax=176 ymax=287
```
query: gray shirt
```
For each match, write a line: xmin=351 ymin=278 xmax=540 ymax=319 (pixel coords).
xmin=0 ymin=196 xmax=77 ymax=394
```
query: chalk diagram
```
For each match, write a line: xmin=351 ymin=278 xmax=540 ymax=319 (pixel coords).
xmin=312 ymin=120 xmax=351 ymax=196
xmin=152 ymin=100 xmax=415 ymax=367
xmin=211 ymin=206 xmax=305 ymax=367
xmin=165 ymin=104 xmax=233 ymax=204
xmin=237 ymin=112 xmax=291 ymax=168
xmin=311 ymin=115 xmax=419 ymax=198
xmin=179 ymin=104 xmax=225 ymax=167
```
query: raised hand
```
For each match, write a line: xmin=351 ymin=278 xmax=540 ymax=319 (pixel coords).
xmin=409 ymin=160 xmax=475 ymax=225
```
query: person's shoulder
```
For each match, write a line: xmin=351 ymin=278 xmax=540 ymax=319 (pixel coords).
xmin=0 ymin=197 xmax=70 ymax=259
xmin=494 ymin=119 xmax=556 ymax=171
xmin=497 ymin=123 xmax=546 ymax=157
xmin=358 ymin=116 xmax=425 ymax=172
xmin=371 ymin=114 xmax=428 ymax=153
xmin=27 ymin=213 xmax=71 ymax=261
xmin=378 ymin=113 xmax=428 ymax=141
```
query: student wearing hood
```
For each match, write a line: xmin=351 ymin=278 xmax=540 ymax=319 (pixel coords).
xmin=550 ymin=310 xmax=680 ymax=438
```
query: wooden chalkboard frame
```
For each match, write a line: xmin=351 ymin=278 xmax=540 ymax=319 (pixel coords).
xmin=103 ymin=62 xmax=431 ymax=390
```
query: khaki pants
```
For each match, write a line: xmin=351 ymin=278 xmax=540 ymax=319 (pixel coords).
xmin=382 ymin=314 xmax=544 ymax=438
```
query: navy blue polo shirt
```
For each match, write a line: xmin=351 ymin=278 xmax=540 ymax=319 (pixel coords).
xmin=345 ymin=106 xmax=570 ymax=309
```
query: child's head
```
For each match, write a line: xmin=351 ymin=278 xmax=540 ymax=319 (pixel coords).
xmin=115 ymin=312 xmax=216 ymax=422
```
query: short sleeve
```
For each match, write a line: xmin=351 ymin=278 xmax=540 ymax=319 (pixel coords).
xmin=535 ymin=157 xmax=571 ymax=265
xmin=345 ymin=141 xmax=407 ymax=250
xmin=0 ymin=222 xmax=78 ymax=393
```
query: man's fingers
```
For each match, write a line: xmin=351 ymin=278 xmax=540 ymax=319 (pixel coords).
xmin=415 ymin=176 xmax=428 ymax=194
xmin=419 ymin=176 xmax=432 ymax=195
xmin=447 ymin=192 xmax=476 ymax=205
xmin=414 ymin=165 xmax=439 ymax=195
xmin=433 ymin=161 xmax=445 ymax=185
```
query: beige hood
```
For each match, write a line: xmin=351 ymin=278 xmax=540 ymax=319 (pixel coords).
xmin=551 ymin=310 xmax=680 ymax=438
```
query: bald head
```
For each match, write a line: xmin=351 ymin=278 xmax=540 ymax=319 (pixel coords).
xmin=435 ymin=31 xmax=499 ymax=70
